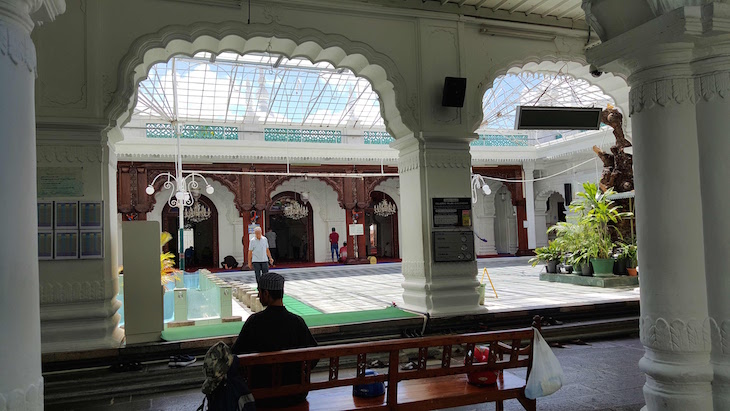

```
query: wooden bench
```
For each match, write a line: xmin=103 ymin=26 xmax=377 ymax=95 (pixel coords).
xmin=237 ymin=317 xmax=541 ymax=411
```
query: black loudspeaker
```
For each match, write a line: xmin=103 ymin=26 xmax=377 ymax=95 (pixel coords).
xmin=564 ymin=183 xmax=572 ymax=206
xmin=442 ymin=77 xmax=467 ymax=107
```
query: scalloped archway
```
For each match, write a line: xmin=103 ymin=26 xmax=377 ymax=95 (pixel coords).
xmin=104 ymin=22 xmax=415 ymax=142
xmin=471 ymin=59 xmax=630 ymax=133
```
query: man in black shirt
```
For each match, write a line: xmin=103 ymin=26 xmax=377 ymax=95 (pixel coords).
xmin=232 ymin=272 xmax=318 ymax=408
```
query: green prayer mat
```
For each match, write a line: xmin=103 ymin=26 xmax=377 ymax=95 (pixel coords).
xmin=160 ymin=305 xmax=420 ymax=342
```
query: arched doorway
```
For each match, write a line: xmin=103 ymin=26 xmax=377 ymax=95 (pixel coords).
xmin=162 ymin=195 xmax=219 ymax=269
xmin=494 ymin=185 xmax=518 ymax=255
xmin=545 ymin=192 xmax=567 ymax=241
xmin=267 ymin=191 xmax=314 ymax=263
xmin=365 ymin=191 xmax=399 ymax=259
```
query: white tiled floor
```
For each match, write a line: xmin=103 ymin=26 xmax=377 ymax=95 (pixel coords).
xmin=219 ymin=257 xmax=640 ymax=314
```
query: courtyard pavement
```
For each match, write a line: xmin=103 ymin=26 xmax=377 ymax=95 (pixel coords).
xmin=218 ymin=257 xmax=640 ymax=315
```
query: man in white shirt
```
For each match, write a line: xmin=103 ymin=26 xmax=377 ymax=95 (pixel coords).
xmin=248 ymin=227 xmax=274 ymax=285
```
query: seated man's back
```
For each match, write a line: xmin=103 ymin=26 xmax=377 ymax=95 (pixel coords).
xmin=232 ymin=273 xmax=318 ymax=407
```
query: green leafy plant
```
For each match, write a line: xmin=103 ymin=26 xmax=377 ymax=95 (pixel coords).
xmin=569 ymin=182 xmax=633 ymax=259
xmin=160 ymin=232 xmax=181 ymax=289
xmin=616 ymin=243 xmax=638 ymax=268
xmin=529 ymin=241 xmax=561 ymax=267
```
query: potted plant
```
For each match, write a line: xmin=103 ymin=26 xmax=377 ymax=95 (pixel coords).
xmin=529 ymin=241 xmax=561 ymax=273
xmin=623 ymin=244 xmax=638 ymax=276
xmin=570 ymin=183 xmax=632 ymax=278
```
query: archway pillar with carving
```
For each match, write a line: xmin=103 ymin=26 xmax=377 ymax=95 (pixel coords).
xmin=533 ymin=193 xmax=549 ymax=249
xmin=1 ymin=1 xmax=66 ymax=409
xmin=584 ymin=3 xmax=730 ymax=409
xmin=473 ymin=184 xmax=498 ymax=257
xmin=394 ymin=133 xmax=480 ymax=315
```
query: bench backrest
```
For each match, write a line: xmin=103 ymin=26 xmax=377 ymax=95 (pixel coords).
xmin=237 ymin=317 xmax=541 ymax=405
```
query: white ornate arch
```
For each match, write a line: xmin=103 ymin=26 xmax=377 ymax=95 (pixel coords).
xmin=535 ymin=188 xmax=565 ymax=214
xmin=470 ymin=58 xmax=630 ymax=132
xmin=104 ymin=22 xmax=415 ymax=142
xmin=270 ymin=177 xmax=345 ymax=263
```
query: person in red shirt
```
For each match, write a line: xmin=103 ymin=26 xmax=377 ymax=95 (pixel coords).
xmin=339 ymin=242 xmax=348 ymax=263
xmin=329 ymin=227 xmax=340 ymax=262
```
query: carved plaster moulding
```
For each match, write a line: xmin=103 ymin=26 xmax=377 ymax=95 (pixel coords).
xmin=640 ymin=316 xmax=712 ymax=352
xmin=424 ymin=151 xmax=471 ymax=169
xmin=397 ymin=150 xmax=421 ymax=174
xmin=0 ymin=19 xmax=37 ymax=73
xmin=0 ymin=377 xmax=43 ymax=411
xmin=695 ymin=71 xmax=730 ymax=101
xmin=106 ymin=21 xmax=415 ymax=142
xmin=37 ymin=145 xmax=103 ymax=164
xmin=709 ymin=318 xmax=730 ymax=355
xmin=629 ymin=77 xmax=695 ymax=115
xmin=40 ymin=280 xmax=106 ymax=304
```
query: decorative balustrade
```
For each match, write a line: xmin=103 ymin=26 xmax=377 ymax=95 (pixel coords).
xmin=146 ymin=123 xmax=238 ymax=140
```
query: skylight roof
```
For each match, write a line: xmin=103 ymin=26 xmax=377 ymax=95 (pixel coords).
xmin=481 ymin=72 xmax=614 ymax=130
xmin=134 ymin=52 xmax=384 ymax=129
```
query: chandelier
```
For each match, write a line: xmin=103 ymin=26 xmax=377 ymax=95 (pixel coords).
xmin=374 ymin=199 xmax=397 ymax=217
xmin=185 ymin=202 xmax=212 ymax=223
xmin=283 ymin=200 xmax=308 ymax=220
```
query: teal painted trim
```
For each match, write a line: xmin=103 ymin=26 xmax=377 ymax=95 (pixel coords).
xmin=470 ymin=134 xmax=529 ymax=146
xmin=364 ymin=131 xmax=394 ymax=145
xmin=146 ymin=123 xmax=239 ymax=140
xmin=264 ymin=128 xmax=342 ymax=143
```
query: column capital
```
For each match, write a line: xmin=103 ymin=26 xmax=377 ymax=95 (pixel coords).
xmin=522 ymin=161 xmax=535 ymax=173
xmin=0 ymin=0 xmax=65 ymax=32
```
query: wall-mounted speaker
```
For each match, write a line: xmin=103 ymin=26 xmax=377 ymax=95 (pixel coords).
xmin=442 ymin=77 xmax=466 ymax=108
xmin=515 ymin=106 xmax=602 ymax=130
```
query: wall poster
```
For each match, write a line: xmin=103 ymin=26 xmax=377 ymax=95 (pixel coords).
xmin=37 ymin=167 xmax=84 ymax=197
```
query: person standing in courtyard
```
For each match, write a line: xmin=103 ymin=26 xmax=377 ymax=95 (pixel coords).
xmin=265 ymin=227 xmax=277 ymax=263
xmin=329 ymin=227 xmax=340 ymax=262
xmin=248 ymin=227 xmax=274 ymax=285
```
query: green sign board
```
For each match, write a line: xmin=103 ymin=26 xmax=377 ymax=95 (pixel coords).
xmin=38 ymin=167 xmax=84 ymax=197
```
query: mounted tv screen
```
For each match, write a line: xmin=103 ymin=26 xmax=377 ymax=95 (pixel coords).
xmin=515 ymin=106 xmax=602 ymax=130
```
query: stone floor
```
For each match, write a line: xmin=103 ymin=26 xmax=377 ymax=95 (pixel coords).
xmin=217 ymin=257 xmax=640 ymax=315
xmin=51 ymin=336 xmax=646 ymax=410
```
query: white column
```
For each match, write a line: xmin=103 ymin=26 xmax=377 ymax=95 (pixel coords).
xmin=523 ymin=162 xmax=536 ymax=250
xmin=394 ymin=134 xmax=480 ymax=315
xmin=534 ymin=198 xmax=548 ymax=248
xmin=695 ymin=64 xmax=730 ymax=410
xmin=0 ymin=1 xmax=65 ymax=409
xmin=629 ymin=56 xmax=712 ymax=410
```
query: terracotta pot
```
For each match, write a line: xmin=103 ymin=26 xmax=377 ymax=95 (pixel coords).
xmin=627 ymin=267 xmax=638 ymax=276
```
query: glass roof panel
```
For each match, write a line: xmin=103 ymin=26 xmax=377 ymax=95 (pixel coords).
xmin=481 ymin=72 xmax=615 ymax=139
xmin=133 ymin=52 xmax=385 ymax=129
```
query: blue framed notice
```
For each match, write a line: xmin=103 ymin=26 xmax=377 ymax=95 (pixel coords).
xmin=79 ymin=201 xmax=103 ymax=229
xmin=55 ymin=202 xmax=79 ymax=230
xmin=80 ymin=230 xmax=104 ymax=259
xmin=38 ymin=231 xmax=54 ymax=260
xmin=54 ymin=231 xmax=79 ymax=259
xmin=38 ymin=201 xmax=54 ymax=229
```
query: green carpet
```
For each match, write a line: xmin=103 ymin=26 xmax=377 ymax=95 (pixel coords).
xmin=160 ymin=306 xmax=420 ymax=342
xmin=283 ymin=295 xmax=322 ymax=316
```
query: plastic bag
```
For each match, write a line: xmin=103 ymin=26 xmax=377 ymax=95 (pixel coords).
xmin=525 ymin=328 xmax=564 ymax=399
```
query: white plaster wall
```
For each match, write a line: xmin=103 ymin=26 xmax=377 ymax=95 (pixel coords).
xmin=145 ymin=179 xmax=244 ymax=265
xmin=472 ymin=188 xmax=498 ymax=256
xmin=271 ymin=177 xmax=345 ymax=263
xmin=494 ymin=184 xmax=518 ymax=254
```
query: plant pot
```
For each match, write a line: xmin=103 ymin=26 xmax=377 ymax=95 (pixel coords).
xmin=546 ymin=260 xmax=559 ymax=274
xmin=591 ymin=258 xmax=616 ymax=277
xmin=574 ymin=264 xmax=582 ymax=275
xmin=627 ymin=267 xmax=638 ymax=276
xmin=580 ymin=262 xmax=593 ymax=276
xmin=563 ymin=264 xmax=573 ymax=274
xmin=615 ymin=258 xmax=628 ymax=276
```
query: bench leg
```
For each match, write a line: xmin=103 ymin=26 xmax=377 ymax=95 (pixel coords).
xmin=517 ymin=397 xmax=536 ymax=411
xmin=496 ymin=400 xmax=504 ymax=411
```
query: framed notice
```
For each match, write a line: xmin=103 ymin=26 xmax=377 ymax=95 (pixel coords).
xmin=80 ymin=230 xmax=104 ymax=259
xmin=432 ymin=198 xmax=472 ymax=228
xmin=55 ymin=201 xmax=78 ymax=230
xmin=54 ymin=231 xmax=79 ymax=259
xmin=79 ymin=201 xmax=103 ymax=229
xmin=349 ymin=224 xmax=364 ymax=236
xmin=38 ymin=201 xmax=54 ymax=229
xmin=37 ymin=167 xmax=83 ymax=197
xmin=38 ymin=231 xmax=54 ymax=260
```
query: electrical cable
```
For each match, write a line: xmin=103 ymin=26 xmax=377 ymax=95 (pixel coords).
xmin=478 ymin=157 xmax=597 ymax=184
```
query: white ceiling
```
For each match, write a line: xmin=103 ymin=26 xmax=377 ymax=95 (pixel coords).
xmin=423 ymin=0 xmax=585 ymax=24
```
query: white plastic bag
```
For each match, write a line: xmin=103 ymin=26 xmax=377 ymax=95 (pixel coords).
xmin=524 ymin=328 xmax=564 ymax=399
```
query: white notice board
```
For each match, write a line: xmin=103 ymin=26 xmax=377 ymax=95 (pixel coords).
xmin=349 ymin=224 xmax=364 ymax=236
